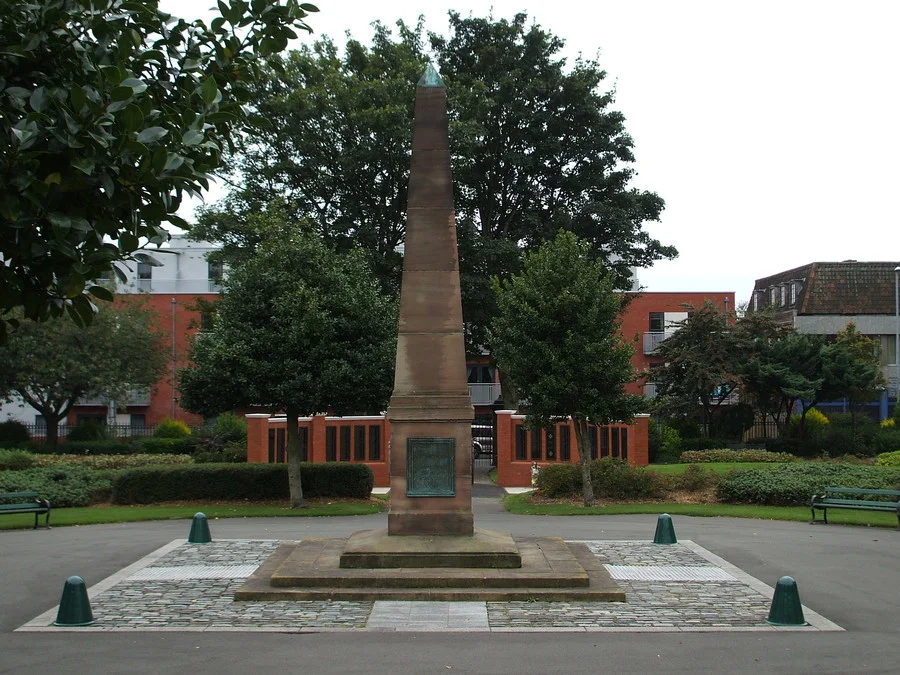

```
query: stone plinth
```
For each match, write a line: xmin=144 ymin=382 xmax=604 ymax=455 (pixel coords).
xmin=339 ymin=528 xmax=521 ymax=569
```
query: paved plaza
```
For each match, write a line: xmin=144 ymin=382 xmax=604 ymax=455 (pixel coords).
xmin=17 ymin=537 xmax=839 ymax=633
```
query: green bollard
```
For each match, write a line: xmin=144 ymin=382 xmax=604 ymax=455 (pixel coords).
xmin=188 ymin=512 xmax=212 ymax=543
xmin=767 ymin=576 xmax=807 ymax=626
xmin=653 ymin=513 xmax=677 ymax=544
xmin=54 ymin=576 xmax=95 ymax=626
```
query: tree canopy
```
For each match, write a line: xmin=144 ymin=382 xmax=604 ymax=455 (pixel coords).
xmin=489 ymin=230 xmax=643 ymax=506
xmin=0 ymin=298 xmax=167 ymax=448
xmin=189 ymin=13 xmax=675 ymax=349
xmin=0 ymin=0 xmax=317 ymax=335
xmin=178 ymin=223 xmax=397 ymax=507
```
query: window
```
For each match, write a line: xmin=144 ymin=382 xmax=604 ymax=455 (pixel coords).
xmin=559 ymin=426 xmax=571 ymax=461
xmin=530 ymin=428 xmax=542 ymax=460
xmin=770 ymin=287 xmax=777 ymax=305
xmin=200 ymin=311 xmax=214 ymax=331
xmin=780 ymin=285 xmax=787 ymax=306
xmin=354 ymin=425 xmax=366 ymax=461
xmin=789 ymin=282 xmax=798 ymax=305
xmin=515 ymin=425 xmax=527 ymax=461
xmin=649 ymin=312 xmax=665 ymax=332
xmin=325 ymin=427 xmax=337 ymax=461
xmin=467 ymin=365 xmax=494 ymax=384
xmin=368 ymin=426 xmax=381 ymax=461
xmin=137 ymin=262 xmax=152 ymax=280
xmin=208 ymin=261 xmax=223 ymax=283
xmin=130 ymin=414 xmax=146 ymax=429
xmin=340 ymin=426 xmax=351 ymax=461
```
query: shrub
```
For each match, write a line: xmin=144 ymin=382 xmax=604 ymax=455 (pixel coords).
xmin=66 ymin=420 xmax=110 ymax=441
xmin=193 ymin=441 xmax=247 ymax=464
xmin=152 ymin=418 xmax=192 ymax=438
xmin=131 ymin=436 xmax=198 ymax=455
xmin=589 ymin=458 xmax=666 ymax=500
xmin=110 ymin=463 xmax=374 ymax=504
xmin=194 ymin=413 xmax=247 ymax=454
xmin=669 ymin=464 xmax=721 ymax=492
xmin=0 ymin=420 xmax=31 ymax=445
xmin=679 ymin=449 xmax=795 ymax=463
xmin=55 ymin=439 xmax=136 ymax=455
xmin=648 ymin=420 xmax=682 ymax=464
xmin=881 ymin=418 xmax=896 ymax=428
xmin=32 ymin=453 xmax=193 ymax=470
xmin=0 ymin=448 xmax=36 ymax=470
xmin=870 ymin=427 xmax=900 ymax=456
xmin=875 ymin=450 xmax=900 ymax=468
xmin=679 ymin=438 xmax=733 ymax=451
xmin=716 ymin=463 xmax=900 ymax=506
xmin=535 ymin=463 xmax=581 ymax=497
xmin=0 ymin=465 xmax=112 ymax=507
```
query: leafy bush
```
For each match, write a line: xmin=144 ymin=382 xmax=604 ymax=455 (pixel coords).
xmin=871 ymin=427 xmax=900 ymax=456
xmin=152 ymin=418 xmax=192 ymax=438
xmin=111 ymin=463 xmax=374 ymax=504
xmin=55 ymin=439 xmax=137 ymax=455
xmin=668 ymin=464 xmax=721 ymax=492
xmin=648 ymin=420 xmax=682 ymax=463
xmin=0 ymin=448 xmax=36 ymax=470
xmin=881 ymin=418 xmax=896 ymax=428
xmin=193 ymin=441 xmax=247 ymax=464
xmin=875 ymin=450 xmax=900 ymax=467
xmin=679 ymin=438 xmax=733 ymax=451
xmin=66 ymin=420 xmax=110 ymax=441
xmin=32 ymin=453 xmax=193 ymax=470
xmin=130 ymin=436 xmax=198 ymax=455
xmin=679 ymin=449 xmax=795 ymax=463
xmin=0 ymin=466 xmax=112 ymax=507
xmin=0 ymin=420 xmax=31 ymax=445
xmin=535 ymin=463 xmax=581 ymax=497
xmin=791 ymin=407 xmax=830 ymax=430
xmin=194 ymin=413 xmax=247 ymax=455
xmin=590 ymin=458 xmax=666 ymax=499
xmin=716 ymin=463 xmax=900 ymax=506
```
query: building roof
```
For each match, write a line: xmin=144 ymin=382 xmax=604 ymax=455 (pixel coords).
xmin=754 ymin=261 xmax=900 ymax=315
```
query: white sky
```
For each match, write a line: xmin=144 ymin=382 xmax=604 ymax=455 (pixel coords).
xmin=162 ymin=0 xmax=900 ymax=306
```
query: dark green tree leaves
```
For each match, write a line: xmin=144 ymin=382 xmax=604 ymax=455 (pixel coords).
xmin=0 ymin=0 xmax=317 ymax=330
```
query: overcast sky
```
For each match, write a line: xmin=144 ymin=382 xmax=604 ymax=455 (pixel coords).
xmin=162 ymin=1 xmax=899 ymax=306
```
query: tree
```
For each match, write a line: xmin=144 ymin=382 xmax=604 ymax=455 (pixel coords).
xmin=489 ymin=231 xmax=643 ymax=507
xmin=0 ymin=0 xmax=317 ymax=335
xmin=651 ymin=301 xmax=741 ymax=436
xmin=178 ymin=225 xmax=397 ymax=508
xmin=0 ymin=299 xmax=167 ymax=448
xmin=823 ymin=323 xmax=885 ymax=432
xmin=189 ymin=13 xmax=675 ymax=349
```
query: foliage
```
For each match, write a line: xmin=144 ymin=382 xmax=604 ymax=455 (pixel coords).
xmin=0 ymin=465 xmax=112 ymax=507
xmin=716 ymin=463 xmax=900 ymax=506
xmin=193 ymin=440 xmax=247 ymax=464
xmin=190 ymin=13 xmax=674 ymax=352
xmin=882 ymin=418 xmax=896 ymax=428
xmin=490 ymin=231 xmax=643 ymax=506
xmin=875 ymin=450 xmax=900 ymax=467
xmin=32 ymin=453 xmax=192 ymax=470
xmin=871 ymin=428 xmax=900 ymax=456
xmin=110 ymin=462 xmax=373 ymax=504
xmin=131 ymin=436 xmax=198 ymax=454
xmin=667 ymin=464 xmax=722 ymax=492
xmin=679 ymin=449 xmax=796 ymax=463
xmin=651 ymin=301 xmax=741 ymax=435
xmin=178 ymin=227 xmax=397 ymax=508
xmin=0 ymin=300 xmax=166 ymax=448
xmin=193 ymin=412 xmax=247 ymax=455
xmin=0 ymin=420 xmax=30 ymax=444
xmin=0 ymin=448 xmax=36 ymax=470
xmin=66 ymin=420 xmax=111 ymax=442
xmin=589 ymin=458 xmax=666 ymax=499
xmin=0 ymin=0 xmax=317 ymax=333
xmin=791 ymin=407 xmax=830 ymax=429
xmin=534 ymin=463 xmax=580 ymax=498
xmin=648 ymin=419 xmax=682 ymax=463
xmin=152 ymin=417 xmax=192 ymax=438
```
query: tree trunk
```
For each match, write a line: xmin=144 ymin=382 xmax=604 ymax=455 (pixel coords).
xmin=45 ymin=413 xmax=61 ymax=451
xmin=285 ymin=405 xmax=306 ymax=509
xmin=573 ymin=418 xmax=595 ymax=507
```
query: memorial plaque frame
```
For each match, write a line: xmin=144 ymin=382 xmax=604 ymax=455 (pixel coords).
xmin=406 ymin=437 xmax=456 ymax=497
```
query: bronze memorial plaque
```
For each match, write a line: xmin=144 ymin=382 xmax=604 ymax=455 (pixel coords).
xmin=407 ymin=437 xmax=455 ymax=497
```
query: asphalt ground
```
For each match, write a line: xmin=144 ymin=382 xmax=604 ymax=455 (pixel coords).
xmin=2 ymin=496 xmax=899 ymax=674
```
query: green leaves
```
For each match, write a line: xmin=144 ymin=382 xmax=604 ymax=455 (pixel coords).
xmin=0 ymin=0 xmax=318 ymax=333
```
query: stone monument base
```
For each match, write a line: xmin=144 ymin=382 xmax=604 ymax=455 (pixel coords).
xmin=340 ymin=528 xmax=520 ymax=568
xmin=234 ymin=533 xmax=625 ymax=602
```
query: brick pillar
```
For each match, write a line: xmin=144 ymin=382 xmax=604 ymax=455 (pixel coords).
xmin=494 ymin=410 xmax=516 ymax=488
xmin=631 ymin=414 xmax=650 ymax=466
xmin=309 ymin=414 xmax=327 ymax=463
xmin=245 ymin=414 xmax=270 ymax=463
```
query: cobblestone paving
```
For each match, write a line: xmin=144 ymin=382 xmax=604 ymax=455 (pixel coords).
xmin=21 ymin=539 xmax=835 ymax=632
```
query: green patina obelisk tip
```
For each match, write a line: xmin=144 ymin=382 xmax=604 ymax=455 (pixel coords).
xmin=417 ymin=63 xmax=444 ymax=88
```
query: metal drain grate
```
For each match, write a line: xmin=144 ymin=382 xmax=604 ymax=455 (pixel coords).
xmin=605 ymin=565 xmax=736 ymax=581
xmin=128 ymin=564 xmax=258 ymax=581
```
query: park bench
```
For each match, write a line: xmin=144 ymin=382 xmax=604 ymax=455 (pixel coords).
xmin=0 ymin=491 xmax=51 ymax=529
xmin=810 ymin=487 xmax=900 ymax=528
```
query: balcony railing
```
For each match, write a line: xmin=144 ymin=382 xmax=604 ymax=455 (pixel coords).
xmin=468 ymin=382 xmax=502 ymax=406
xmin=643 ymin=382 xmax=658 ymax=399
xmin=643 ymin=331 xmax=676 ymax=354
xmin=127 ymin=279 xmax=222 ymax=294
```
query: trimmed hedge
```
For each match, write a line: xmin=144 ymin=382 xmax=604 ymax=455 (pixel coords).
xmin=0 ymin=466 xmax=112 ymax=507
xmin=680 ymin=449 xmax=796 ymax=463
xmin=51 ymin=437 xmax=199 ymax=456
xmin=33 ymin=453 xmax=193 ymax=470
xmin=536 ymin=459 xmax=666 ymax=500
xmin=716 ymin=463 xmax=900 ymax=506
xmin=111 ymin=462 xmax=374 ymax=504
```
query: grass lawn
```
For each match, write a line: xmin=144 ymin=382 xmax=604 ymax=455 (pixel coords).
xmin=0 ymin=499 xmax=386 ymax=531
xmin=502 ymin=493 xmax=900 ymax=527
xmin=645 ymin=462 xmax=787 ymax=475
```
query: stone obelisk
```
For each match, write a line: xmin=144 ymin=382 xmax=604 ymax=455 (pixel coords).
xmin=386 ymin=64 xmax=474 ymax=536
